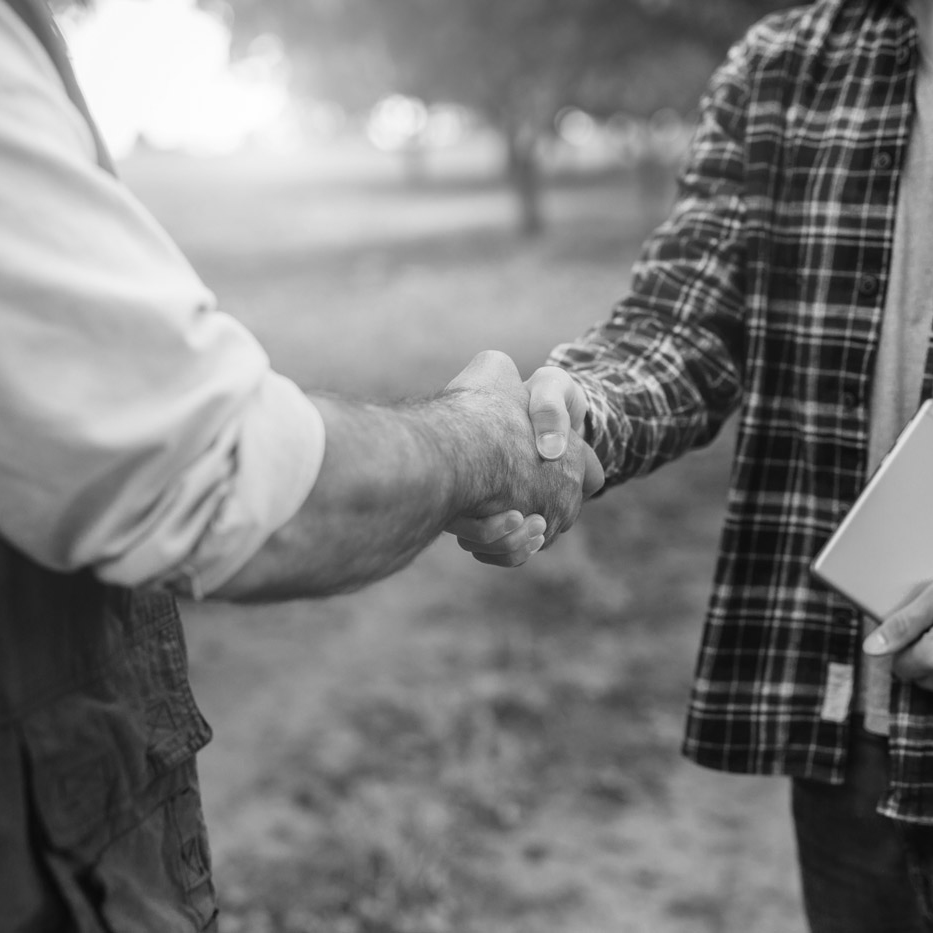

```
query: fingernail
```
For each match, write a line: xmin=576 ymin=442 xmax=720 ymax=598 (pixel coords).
xmin=864 ymin=630 xmax=888 ymax=654
xmin=529 ymin=535 xmax=545 ymax=553
xmin=537 ymin=432 xmax=566 ymax=459
xmin=528 ymin=517 xmax=547 ymax=537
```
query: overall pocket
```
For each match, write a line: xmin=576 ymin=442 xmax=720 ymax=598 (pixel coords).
xmin=22 ymin=615 xmax=216 ymax=932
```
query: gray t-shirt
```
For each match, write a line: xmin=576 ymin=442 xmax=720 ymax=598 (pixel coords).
xmin=859 ymin=3 xmax=933 ymax=734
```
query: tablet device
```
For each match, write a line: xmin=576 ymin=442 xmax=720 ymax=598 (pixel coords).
xmin=811 ymin=398 xmax=933 ymax=622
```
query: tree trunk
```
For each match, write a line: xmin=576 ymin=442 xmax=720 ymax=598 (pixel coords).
xmin=505 ymin=127 xmax=543 ymax=237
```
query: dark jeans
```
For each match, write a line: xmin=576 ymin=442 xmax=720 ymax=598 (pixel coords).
xmin=792 ymin=724 xmax=933 ymax=933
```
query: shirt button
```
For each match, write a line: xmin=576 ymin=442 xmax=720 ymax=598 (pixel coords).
xmin=842 ymin=391 xmax=859 ymax=412
xmin=833 ymin=608 xmax=855 ymax=627
xmin=858 ymin=273 xmax=879 ymax=296
xmin=873 ymin=150 xmax=893 ymax=170
xmin=897 ymin=45 xmax=911 ymax=65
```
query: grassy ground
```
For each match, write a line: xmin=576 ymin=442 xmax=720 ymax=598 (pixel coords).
xmin=123 ymin=140 xmax=805 ymax=933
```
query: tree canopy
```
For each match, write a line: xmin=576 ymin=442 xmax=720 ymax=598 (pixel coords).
xmin=226 ymin=0 xmax=799 ymax=232
xmin=228 ymin=0 xmax=797 ymax=113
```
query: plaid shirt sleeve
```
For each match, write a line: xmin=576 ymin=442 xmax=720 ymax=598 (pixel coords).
xmin=547 ymin=39 xmax=751 ymax=484
xmin=546 ymin=0 xmax=933 ymax=814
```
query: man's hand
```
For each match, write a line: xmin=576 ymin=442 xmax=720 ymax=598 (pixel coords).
xmin=863 ymin=580 xmax=933 ymax=690
xmin=447 ymin=510 xmax=548 ymax=567
xmin=215 ymin=350 xmax=599 ymax=601
xmin=445 ymin=352 xmax=597 ymax=543
xmin=527 ymin=365 xmax=588 ymax=458
xmin=446 ymin=360 xmax=604 ymax=566
xmin=528 ymin=365 xmax=604 ymax=498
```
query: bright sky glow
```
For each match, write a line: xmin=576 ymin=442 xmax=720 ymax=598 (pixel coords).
xmin=61 ymin=0 xmax=290 ymax=158
xmin=366 ymin=95 xmax=469 ymax=152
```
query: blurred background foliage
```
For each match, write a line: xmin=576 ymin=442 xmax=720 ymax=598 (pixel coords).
xmin=225 ymin=0 xmax=796 ymax=231
xmin=58 ymin=0 xmax=799 ymax=233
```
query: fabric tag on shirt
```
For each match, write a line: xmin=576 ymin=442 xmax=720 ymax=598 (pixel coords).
xmin=821 ymin=662 xmax=854 ymax=723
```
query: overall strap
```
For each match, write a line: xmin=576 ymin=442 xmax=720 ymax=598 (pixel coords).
xmin=4 ymin=0 xmax=116 ymax=173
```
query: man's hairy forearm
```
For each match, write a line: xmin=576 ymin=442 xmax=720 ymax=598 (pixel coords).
xmin=214 ymin=393 xmax=503 ymax=601
xmin=212 ymin=351 xmax=589 ymax=603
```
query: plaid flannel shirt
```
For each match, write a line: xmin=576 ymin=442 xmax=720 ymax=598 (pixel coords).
xmin=548 ymin=0 xmax=933 ymax=822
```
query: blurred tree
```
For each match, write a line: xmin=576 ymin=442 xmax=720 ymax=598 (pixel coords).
xmin=227 ymin=0 xmax=799 ymax=234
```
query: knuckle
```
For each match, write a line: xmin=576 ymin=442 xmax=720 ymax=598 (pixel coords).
xmin=886 ymin=614 xmax=916 ymax=643
xmin=530 ymin=399 xmax=564 ymax=420
xmin=530 ymin=364 xmax=562 ymax=383
xmin=474 ymin=524 xmax=497 ymax=545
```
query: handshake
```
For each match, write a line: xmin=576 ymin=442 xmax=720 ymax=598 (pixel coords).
xmin=441 ymin=350 xmax=604 ymax=567
xmin=216 ymin=349 xmax=604 ymax=601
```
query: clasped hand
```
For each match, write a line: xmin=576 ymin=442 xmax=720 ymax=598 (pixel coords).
xmin=444 ymin=351 xmax=603 ymax=566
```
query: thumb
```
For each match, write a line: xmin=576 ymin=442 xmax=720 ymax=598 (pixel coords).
xmin=864 ymin=580 xmax=933 ymax=656
xmin=527 ymin=366 xmax=587 ymax=460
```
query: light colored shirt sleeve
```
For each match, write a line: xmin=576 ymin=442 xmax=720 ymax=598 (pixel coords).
xmin=0 ymin=7 xmax=325 ymax=597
